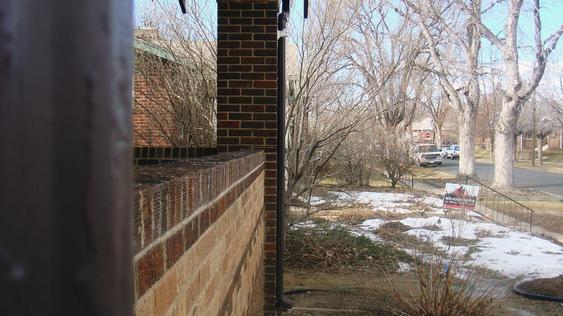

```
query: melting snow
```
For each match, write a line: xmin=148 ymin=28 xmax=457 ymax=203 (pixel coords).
xmin=326 ymin=191 xmax=448 ymax=215
xmin=309 ymin=196 xmax=326 ymax=206
xmin=305 ymin=190 xmax=563 ymax=279
xmin=360 ymin=216 xmax=563 ymax=279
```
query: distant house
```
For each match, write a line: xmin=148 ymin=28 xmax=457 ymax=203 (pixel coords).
xmin=132 ymin=28 xmax=216 ymax=151
xmin=132 ymin=29 xmax=179 ymax=148
xmin=411 ymin=117 xmax=434 ymax=143
xmin=546 ymin=127 xmax=563 ymax=150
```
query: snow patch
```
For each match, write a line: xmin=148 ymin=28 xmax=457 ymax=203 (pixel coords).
xmin=359 ymin=216 xmax=563 ymax=278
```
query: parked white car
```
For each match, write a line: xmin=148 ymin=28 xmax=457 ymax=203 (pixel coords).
xmin=445 ymin=145 xmax=460 ymax=159
xmin=440 ymin=146 xmax=450 ymax=158
xmin=412 ymin=144 xmax=442 ymax=167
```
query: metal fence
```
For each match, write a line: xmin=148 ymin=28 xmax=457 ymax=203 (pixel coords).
xmin=397 ymin=171 xmax=415 ymax=188
xmin=465 ymin=176 xmax=534 ymax=232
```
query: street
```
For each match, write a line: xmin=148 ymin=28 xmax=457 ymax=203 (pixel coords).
xmin=438 ymin=159 xmax=563 ymax=196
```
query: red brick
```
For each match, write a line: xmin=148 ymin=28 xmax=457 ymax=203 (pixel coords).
xmin=136 ymin=244 xmax=164 ymax=297
xmin=165 ymin=229 xmax=185 ymax=269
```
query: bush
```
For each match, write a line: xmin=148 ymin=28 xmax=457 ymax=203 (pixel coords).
xmin=389 ymin=253 xmax=495 ymax=316
xmin=285 ymin=221 xmax=411 ymax=273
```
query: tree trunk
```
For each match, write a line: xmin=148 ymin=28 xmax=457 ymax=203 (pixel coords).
xmin=559 ymin=126 xmax=563 ymax=150
xmin=514 ymin=135 xmax=519 ymax=162
xmin=538 ymin=136 xmax=543 ymax=164
xmin=458 ymin=110 xmax=477 ymax=177
xmin=532 ymin=105 xmax=536 ymax=166
xmin=489 ymin=130 xmax=495 ymax=159
xmin=435 ymin=126 xmax=443 ymax=148
xmin=493 ymin=102 xmax=518 ymax=189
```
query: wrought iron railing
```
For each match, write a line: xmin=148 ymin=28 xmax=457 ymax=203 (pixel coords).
xmin=397 ymin=171 xmax=415 ymax=188
xmin=465 ymin=176 xmax=534 ymax=232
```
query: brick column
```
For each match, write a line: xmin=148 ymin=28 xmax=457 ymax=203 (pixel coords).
xmin=217 ymin=0 xmax=279 ymax=314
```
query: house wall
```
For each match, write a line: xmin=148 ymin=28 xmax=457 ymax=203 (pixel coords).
xmin=412 ymin=129 xmax=434 ymax=143
xmin=133 ymin=67 xmax=171 ymax=147
xmin=133 ymin=151 xmax=265 ymax=315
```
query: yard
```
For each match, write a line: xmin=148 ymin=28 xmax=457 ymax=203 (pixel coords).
xmin=284 ymin=186 xmax=563 ymax=315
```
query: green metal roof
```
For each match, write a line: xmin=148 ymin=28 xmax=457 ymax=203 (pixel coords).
xmin=134 ymin=39 xmax=176 ymax=62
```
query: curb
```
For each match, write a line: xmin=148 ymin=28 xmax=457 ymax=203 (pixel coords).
xmin=512 ymin=280 xmax=563 ymax=303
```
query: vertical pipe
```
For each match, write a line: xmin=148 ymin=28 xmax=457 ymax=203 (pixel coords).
xmin=276 ymin=2 xmax=292 ymax=310
xmin=0 ymin=1 xmax=134 ymax=315
xmin=276 ymin=33 xmax=286 ymax=310
xmin=276 ymin=31 xmax=293 ymax=311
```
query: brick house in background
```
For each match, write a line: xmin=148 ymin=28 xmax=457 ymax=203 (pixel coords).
xmin=132 ymin=29 xmax=217 ymax=163
xmin=411 ymin=117 xmax=434 ymax=143
xmin=133 ymin=34 xmax=177 ymax=148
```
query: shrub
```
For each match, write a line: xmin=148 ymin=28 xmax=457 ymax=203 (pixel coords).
xmin=388 ymin=253 xmax=495 ymax=316
xmin=285 ymin=221 xmax=411 ymax=273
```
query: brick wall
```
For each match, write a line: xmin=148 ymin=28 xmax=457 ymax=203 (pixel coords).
xmin=216 ymin=1 xmax=279 ymax=313
xmin=133 ymin=146 xmax=217 ymax=165
xmin=132 ymin=151 xmax=265 ymax=315
xmin=133 ymin=66 xmax=175 ymax=147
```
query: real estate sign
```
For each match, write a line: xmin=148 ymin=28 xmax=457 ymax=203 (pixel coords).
xmin=442 ymin=183 xmax=480 ymax=210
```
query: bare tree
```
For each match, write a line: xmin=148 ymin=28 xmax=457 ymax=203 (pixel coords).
xmin=478 ymin=72 xmax=502 ymax=157
xmin=333 ymin=127 xmax=376 ymax=186
xmin=134 ymin=0 xmax=216 ymax=147
xmin=284 ymin=0 xmax=370 ymax=209
xmin=548 ymin=63 xmax=563 ymax=150
xmin=518 ymin=93 xmax=556 ymax=163
xmin=346 ymin=1 xmax=424 ymax=132
xmin=401 ymin=0 xmax=482 ymax=177
xmin=373 ymin=128 xmax=414 ymax=188
xmin=329 ymin=0 xmax=424 ymax=188
xmin=420 ymin=81 xmax=450 ymax=147
xmin=458 ymin=0 xmax=563 ymax=188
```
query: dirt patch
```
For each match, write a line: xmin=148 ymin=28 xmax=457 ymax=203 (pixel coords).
xmin=317 ymin=207 xmax=379 ymax=225
xmin=284 ymin=270 xmax=415 ymax=315
xmin=289 ymin=206 xmax=378 ymax=226
xmin=378 ymin=221 xmax=411 ymax=232
xmin=516 ymin=201 xmax=563 ymax=235
xmin=518 ymin=275 xmax=563 ymax=298
xmin=441 ymin=236 xmax=480 ymax=247
xmin=284 ymin=270 xmax=563 ymax=316
xmin=374 ymin=222 xmax=443 ymax=255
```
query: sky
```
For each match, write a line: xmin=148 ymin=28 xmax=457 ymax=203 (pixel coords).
xmin=133 ymin=0 xmax=563 ymax=90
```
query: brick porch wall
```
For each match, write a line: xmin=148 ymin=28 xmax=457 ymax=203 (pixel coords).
xmin=216 ymin=1 xmax=279 ymax=313
xmin=132 ymin=151 xmax=265 ymax=315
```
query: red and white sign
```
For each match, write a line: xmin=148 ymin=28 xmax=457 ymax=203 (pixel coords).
xmin=442 ymin=183 xmax=480 ymax=210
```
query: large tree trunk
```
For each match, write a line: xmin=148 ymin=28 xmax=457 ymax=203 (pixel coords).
xmin=514 ymin=135 xmax=519 ymax=162
xmin=434 ymin=125 xmax=443 ymax=148
xmin=493 ymin=101 xmax=518 ymax=189
xmin=538 ymin=136 xmax=543 ymax=164
xmin=489 ymin=129 xmax=495 ymax=158
xmin=458 ymin=109 xmax=477 ymax=177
